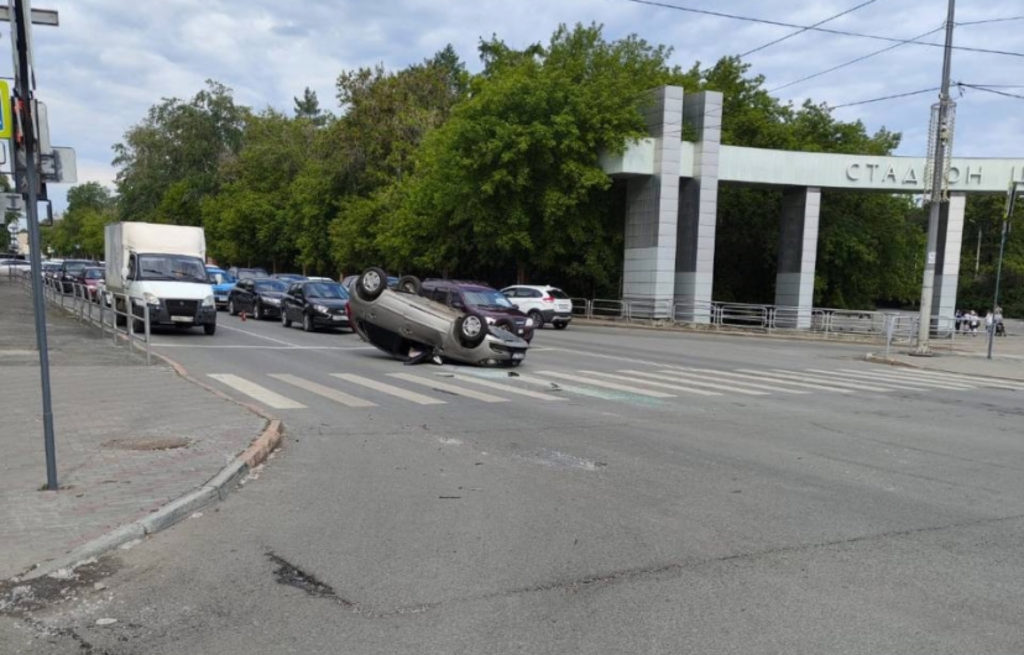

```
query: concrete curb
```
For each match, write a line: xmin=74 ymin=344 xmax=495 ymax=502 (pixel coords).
xmin=14 ymin=353 xmax=285 ymax=582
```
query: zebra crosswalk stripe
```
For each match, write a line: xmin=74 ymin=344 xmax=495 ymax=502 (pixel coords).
xmin=802 ymin=368 xmax=937 ymax=388
xmin=269 ymin=374 xmax=377 ymax=408
xmin=532 ymin=371 xmax=676 ymax=398
xmin=442 ymin=373 xmax=566 ymax=401
xmin=835 ymin=368 xmax=974 ymax=390
xmin=208 ymin=374 xmax=307 ymax=409
xmin=641 ymin=368 xmax=807 ymax=394
xmin=331 ymin=373 xmax=446 ymax=405
xmin=615 ymin=369 xmax=765 ymax=396
xmin=660 ymin=366 xmax=821 ymax=393
xmin=732 ymin=369 xmax=855 ymax=393
xmin=882 ymin=368 xmax=1024 ymax=390
xmin=387 ymin=373 xmax=508 ymax=403
xmin=579 ymin=370 xmax=721 ymax=396
xmin=766 ymin=369 xmax=898 ymax=393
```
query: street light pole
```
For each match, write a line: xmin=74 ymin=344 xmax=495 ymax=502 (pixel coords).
xmin=987 ymin=181 xmax=1020 ymax=360
xmin=915 ymin=0 xmax=956 ymax=354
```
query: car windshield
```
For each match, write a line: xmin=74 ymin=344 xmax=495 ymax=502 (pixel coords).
xmin=138 ymin=254 xmax=208 ymax=283
xmin=464 ymin=289 xmax=515 ymax=309
xmin=255 ymin=280 xmax=287 ymax=292
xmin=208 ymin=271 xmax=235 ymax=285
xmin=65 ymin=261 xmax=90 ymax=274
xmin=84 ymin=269 xmax=104 ymax=279
xmin=306 ymin=282 xmax=348 ymax=299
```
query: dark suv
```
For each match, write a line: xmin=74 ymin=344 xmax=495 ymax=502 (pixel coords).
xmin=58 ymin=259 xmax=100 ymax=293
xmin=420 ymin=279 xmax=535 ymax=342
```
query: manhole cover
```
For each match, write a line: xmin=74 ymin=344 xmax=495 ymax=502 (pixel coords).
xmin=101 ymin=437 xmax=192 ymax=451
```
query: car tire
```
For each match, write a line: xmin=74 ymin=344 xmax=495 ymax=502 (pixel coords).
xmin=282 ymin=311 xmax=292 ymax=328
xmin=528 ymin=310 xmax=544 ymax=330
xmin=228 ymin=299 xmax=238 ymax=316
xmin=303 ymin=313 xmax=314 ymax=332
xmin=554 ymin=321 xmax=568 ymax=330
xmin=253 ymin=302 xmax=263 ymax=320
xmin=397 ymin=275 xmax=421 ymax=295
xmin=204 ymin=323 xmax=216 ymax=336
xmin=356 ymin=267 xmax=388 ymax=301
xmin=455 ymin=313 xmax=487 ymax=348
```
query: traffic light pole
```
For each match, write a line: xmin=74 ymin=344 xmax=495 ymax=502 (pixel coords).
xmin=11 ymin=0 xmax=57 ymax=490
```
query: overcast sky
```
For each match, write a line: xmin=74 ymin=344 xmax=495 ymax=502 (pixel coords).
xmin=14 ymin=0 xmax=1024 ymax=212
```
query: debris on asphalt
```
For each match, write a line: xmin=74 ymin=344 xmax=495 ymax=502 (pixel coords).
xmin=95 ymin=617 xmax=117 ymax=626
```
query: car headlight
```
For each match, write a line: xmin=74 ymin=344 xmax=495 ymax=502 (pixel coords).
xmin=485 ymin=316 xmax=496 ymax=325
xmin=264 ymin=296 xmax=281 ymax=305
xmin=143 ymin=292 xmax=162 ymax=306
xmin=202 ymin=295 xmax=215 ymax=307
xmin=525 ymin=318 xmax=535 ymax=327
xmin=313 ymin=304 xmax=329 ymax=314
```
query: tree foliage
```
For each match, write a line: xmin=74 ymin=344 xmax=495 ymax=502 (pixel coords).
xmin=41 ymin=182 xmax=115 ymax=258
xmin=103 ymin=27 xmax=941 ymax=312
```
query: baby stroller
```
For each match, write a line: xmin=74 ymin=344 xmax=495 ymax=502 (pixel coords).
xmin=995 ymin=320 xmax=1006 ymax=337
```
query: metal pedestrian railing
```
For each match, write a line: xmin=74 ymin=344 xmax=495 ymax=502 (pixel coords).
xmin=14 ymin=270 xmax=152 ymax=364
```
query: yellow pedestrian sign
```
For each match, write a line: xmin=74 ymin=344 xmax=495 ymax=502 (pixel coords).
xmin=0 ymin=81 xmax=10 ymax=139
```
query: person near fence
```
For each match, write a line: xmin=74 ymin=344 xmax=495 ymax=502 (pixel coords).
xmin=954 ymin=309 xmax=963 ymax=332
xmin=984 ymin=310 xmax=994 ymax=335
xmin=968 ymin=310 xmax=980 ymax=335
xmin=994 ymin=306 xmax=1005 ymax=337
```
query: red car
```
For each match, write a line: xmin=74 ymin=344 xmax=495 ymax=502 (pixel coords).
xmin=76 ymin=266 xmax=105 ymax=301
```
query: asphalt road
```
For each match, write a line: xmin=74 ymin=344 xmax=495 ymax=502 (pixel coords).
xmin=3 ymin=314 xmax=1023 ymax=654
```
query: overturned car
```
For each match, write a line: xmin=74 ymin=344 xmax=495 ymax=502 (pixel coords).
xmin=348 ymin=267 xmax=529 ymax=366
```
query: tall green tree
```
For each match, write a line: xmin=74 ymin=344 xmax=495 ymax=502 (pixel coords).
xmin=113 ymin=80 xmax=247 ymax=225
xmin=398 ymin=23 xmax=681 ymax=287
xmin=41 ymin=182 xmax=115 ymax=258
xmin=293 ymin=87 xmax=329 ymax=128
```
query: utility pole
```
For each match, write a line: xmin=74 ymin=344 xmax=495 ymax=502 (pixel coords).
xmin=4 ymin=0 xmax=60 ymax=490
xmin=987 ymin=181 xmax=1020 ymax=359
xmin=914 ymin=0 xmax=956 ymax=355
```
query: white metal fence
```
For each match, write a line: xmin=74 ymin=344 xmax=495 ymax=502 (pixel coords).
xmin=7 ymin=267 xmax=152 ymax=363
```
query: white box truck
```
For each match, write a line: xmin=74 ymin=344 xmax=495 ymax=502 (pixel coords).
xmin=104 ymin=222 xmax=217 ymax=335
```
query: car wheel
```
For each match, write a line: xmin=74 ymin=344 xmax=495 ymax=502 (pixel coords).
xmin=356 ymin=267 xmax=388 ymax=301
xmin=253 ymin=302 xmax=263 ymax=320
xmin=397 ymin=275 xmax=421 ymax=295
xmin=204 ymin=323 xmax=216 ymax=336
xmin=303 ymin=313 xmax=314 ymax=332
xmin=282 ymin=311 xmax=292 ymax=328
xmin=554 ymin=321 xmax=568 ymax=330
xmin=228 ymin=299 xmax=238 ymax=316
xmin=455 ymin=313 xmax=487 ymax=348
xmin=529 ymin=310 xmax=544 ymax=330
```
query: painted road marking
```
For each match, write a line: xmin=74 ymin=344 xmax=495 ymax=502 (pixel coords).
xmin=387 ymin=373 xmax=509 ymax=403
xmin=442 ymin=373 xmax=566 ymax=401
xmin=662 ymin=366 xmax=848 ymax=393
xmin=580 ymin=370 xmax=722 ymax=396
xmin=804 ymin=368 xmax=948 ymax=391
xmin=638 ymin=368 xmax=806 ymax=394
xmin=732 ymin=369 xmax=856 ymax=393
xmin=834 ymin=368 xmax=974 ymax=390
xmin=331 ymin=373 xmax=446 ymax=405
xmin=765 ymin=369 xmax=897 ymax=393
xmin=618 ymin=369 xmax=768 ymax=396
xmin=208 ymin=374 xmax=307 ymax=409
xmin=883 ymin=368 xmax=1024 ymax=390
xmin=533 ymin=371 xmax=676 ymax=398
xmin=269 ymin=374 xmax=377 ymax=408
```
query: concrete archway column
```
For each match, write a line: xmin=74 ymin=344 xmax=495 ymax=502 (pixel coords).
xmin=932 ymin=192 xmax=966 ymax=320
xmin=774 ymin=186 xmax=821 ymax=328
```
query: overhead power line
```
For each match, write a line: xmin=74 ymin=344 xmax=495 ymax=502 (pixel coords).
xmin=769 ymin=24 xmax=946 ymax=93
xmin=622 ymin=0 xmax=1024 ymax=58
xmin=957 ymin=83 xmax=1024 ymax=100
xmin=956 ymin=16 xmax=1024 ymax=26
xmin=828 ymin=87 xmax=940 ymax=109
xmin=739 ymin=0 xmax=876 ymax=57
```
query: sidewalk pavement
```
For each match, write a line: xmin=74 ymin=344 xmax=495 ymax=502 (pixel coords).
xmin=0 ymin=279 xmax=268 ymax=581
xmin=867 ymin=325 xmax=1024 ymax=382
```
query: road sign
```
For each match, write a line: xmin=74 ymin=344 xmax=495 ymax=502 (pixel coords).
xmin=0 ymin=80 xmax=10 ymax=139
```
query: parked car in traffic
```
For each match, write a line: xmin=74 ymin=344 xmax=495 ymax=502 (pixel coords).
xmin=227 ymin=277 xmax=288 ymax=319
xmin=280 ymin=280 xmax=351 ymax=332
xmin=272 ymin=273 xmax=307 ymax=283
xmin=348 ymin=268 xmax=529 ymax=366
xmin=58 ymin=259 xmax=100 ymax=293
xmin=421 ymin=279 xmax=535 ymax=342
xmin=205 ymin=266 xmax=237 ymax=310
xmin=0 ymin=258 xmax=30 ymax=277
xmin=227 ymin=266 xmax=269 ymax=280
xmin=77 ymin=266 xmax=105 ymax=301
xmin=500 ymin=284 xmax=574 ymax=330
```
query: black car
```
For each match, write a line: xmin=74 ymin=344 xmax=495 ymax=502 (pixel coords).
xmin=272 ymin=273 xmax=307 ymax=283
xmin=227 ymin=277 xmax=288 ymax=319
xmin=58 ymin=259 xmax=99 ymax=293
xmin=281 ymin=280 xmax=351 ymax=332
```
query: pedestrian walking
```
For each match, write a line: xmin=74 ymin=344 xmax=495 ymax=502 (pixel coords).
xmin=955 ymin=309 xmax=963 ymax=332
xmin=968 ymin=310 xmax=980 ymax=335
xmin=994 ymin=306 xmax=1005 ymax=337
